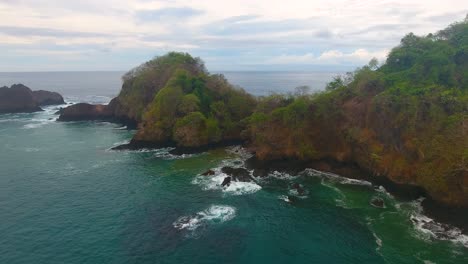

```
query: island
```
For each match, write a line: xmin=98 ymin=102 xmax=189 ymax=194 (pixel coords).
xmin=59 ymin=18 xmax=467 ymax=211
xmin=0 ymin=84 xmax=64 ymax=113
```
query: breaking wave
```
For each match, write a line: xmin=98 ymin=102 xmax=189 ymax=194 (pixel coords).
xmin=304 ymin=169 xmax=372 ymax=186
xmin=407 ymin=199 xmax=468 ymax=248
xmin=192 ymin=167 xmax=261 ymax=196
xmin=173 ymin=205 xmax=236 ymax=232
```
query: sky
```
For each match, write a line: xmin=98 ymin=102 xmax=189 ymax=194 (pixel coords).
xmin=0 ymin=0 xmax=466 ymax=72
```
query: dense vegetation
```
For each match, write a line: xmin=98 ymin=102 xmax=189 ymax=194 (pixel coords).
xmin=126 ymin=52 xmax=256 ymax=147
xmin=59 ymin=18 xmax=467 ymax=207
xmin=244 ymin=17 xmax=468 ymax=206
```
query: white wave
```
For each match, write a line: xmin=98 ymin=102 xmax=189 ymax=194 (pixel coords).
xmin=224 ymin=180 xmax=262 ymax=195
xmin=278 ymin=195 xmax=292 ymax=203
xmin=114 ymin=125 xmax=127 ymax=130
xmin=0 ymin=118 xmax=23 ymax=123
xmin=405 ymin=198 xmax=468 ymax=248
xmin=304 ymin=169 xmax=372 ymax=186
xmin=192 ymin=165 xmax=261 ymax=196
xmin=372 ymin=231 xmax=383 ymax=250
xmin=287 ymin=183 xmax=309 ymax=199
xmin=173 ymin=205 xmax=236 ymax=231
xmin=24 ymin=147 xmax=40 ymax=152
xmin=112 ymin=139 xmax=131 ymax=146
xmin=268 ymin=170 xmax=300 ymax=180
xmin=22 ymin=120 xmax=53 ymax=129
xmin=153 ymin=149 xmax=203 ymax=160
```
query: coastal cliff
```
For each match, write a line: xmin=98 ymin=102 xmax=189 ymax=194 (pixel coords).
xmin=58 ymin=19 xmax=468 ymax=207
xmin=245 ymin=19 xmax=468 ymax=207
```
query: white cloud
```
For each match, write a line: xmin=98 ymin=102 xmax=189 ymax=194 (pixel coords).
xmin=268 ymin=48 xmax=389 ymax=65
xmin=0 ymin=0 xmax=466 ymax=70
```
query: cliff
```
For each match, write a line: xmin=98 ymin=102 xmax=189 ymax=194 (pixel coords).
xmin=244 ymin=19 xmax=468 ymax=207
xmin=0 ymin=84 xmax=64 ymax=113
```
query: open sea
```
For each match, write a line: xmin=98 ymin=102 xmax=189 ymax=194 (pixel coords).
xmin=0 ymin=71 xmax=467 ymax=264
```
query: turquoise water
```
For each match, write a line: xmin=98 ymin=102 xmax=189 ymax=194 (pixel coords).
xmin=1 ymin=105 xmax=467 ymax=264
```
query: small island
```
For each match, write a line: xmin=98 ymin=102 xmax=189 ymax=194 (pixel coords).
xmin=0 ymin=84 xmax=64 ymax=113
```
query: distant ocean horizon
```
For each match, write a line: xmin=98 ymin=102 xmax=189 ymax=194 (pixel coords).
xmin=0 ymin=71 xmax=341 ymax=104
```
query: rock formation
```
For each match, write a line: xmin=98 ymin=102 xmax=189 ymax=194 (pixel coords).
xmin=0 ymin=84 xmax=64 ymax=114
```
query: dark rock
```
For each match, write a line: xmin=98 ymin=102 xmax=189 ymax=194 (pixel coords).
xmin=245 ymin=157 xmax=310 ymax=178
xmin=287 ymin=195 xmax=298 ymax=203
xmin=58 ymin=103 xmax=113 ymax=121
xmin=54 ymin=107 xmax=63 ymax=115
xmin=291 ymin=183 xmax=305 ymax=196
xmin=202 ymin=169 xmax=215 ymax=176
xmin=0 ymin=84 xmax=42 ymax=113
xmin=111 ymin=139 xmax=174 ymax=151
xmin=0 ymin=84 xmax=65 ymax=114
xmin=221 ymin=176 xmax=231 ymax=187
xmin=221 ymin=167 xmax=252 ymax=182
xmin=32 ymin=90 xmax=64 ymax=106
xmin=370 ymin=197 xmax=385 ymax=208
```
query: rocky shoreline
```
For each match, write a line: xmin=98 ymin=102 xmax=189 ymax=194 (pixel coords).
xmin=202 ymin=146 xmax=467 ymax=234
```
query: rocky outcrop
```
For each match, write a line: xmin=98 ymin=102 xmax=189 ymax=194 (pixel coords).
xmin=0 ymin=84 xmax=42 ymax=113
xmin=370 ymin=197 xmax=385 ymax=208
xmin=57 ymin=103 xmax=113 ymax=121
xmin=32 ymin=90 xmax=64 ymax=106
xmin=221 ymin=167 xmax=253 ymax=182
xmin=0 ymin=84 xmax=65 ymax=114
xmin=221 ymin=177 xmax=231 ymax=187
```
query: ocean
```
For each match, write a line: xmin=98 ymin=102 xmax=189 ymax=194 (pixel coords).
xmin=0 ymin=72 xmax=467 ymax=264
xmin=0 ymin=71 xmax=338 ymax=102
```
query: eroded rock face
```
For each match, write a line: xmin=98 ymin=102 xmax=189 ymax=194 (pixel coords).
xmin=0 ymin=84 xmax=42 ymax=113
xmin=32 ymin=90 xmax=64 ymax=106
xmin=57 ymin=103 xmax=113 ymax=121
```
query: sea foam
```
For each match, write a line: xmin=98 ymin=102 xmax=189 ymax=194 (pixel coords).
xmin=192 ymin=166 xmax=261 ymax=196
xmin=404 ymin=198 xmax=468 ymax=248
xmin=173 ymin=205 xmax=236 ymax=231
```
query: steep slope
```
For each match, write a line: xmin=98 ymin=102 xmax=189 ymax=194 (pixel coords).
xmin=244 ymin=18 xmax=468 ymax=207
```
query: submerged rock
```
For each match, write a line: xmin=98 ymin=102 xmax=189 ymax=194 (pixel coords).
xmin=202 ymin=169 xmax=215 ymax=176
xmin=370 ymin=197 xmax=385 ymax=208
xmin=291 ymin=183 xmax=306 ymax=196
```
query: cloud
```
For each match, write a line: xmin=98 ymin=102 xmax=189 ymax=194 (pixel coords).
xmin=0 ymin=0 xmax=466 ymax=71
xmin=0 ymin=26 xmax=111 ymax=38
xmin=267 ymin=49 xmax=389 ymax=65
xmin=135 ymin=7 xmax=204 ymax=22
